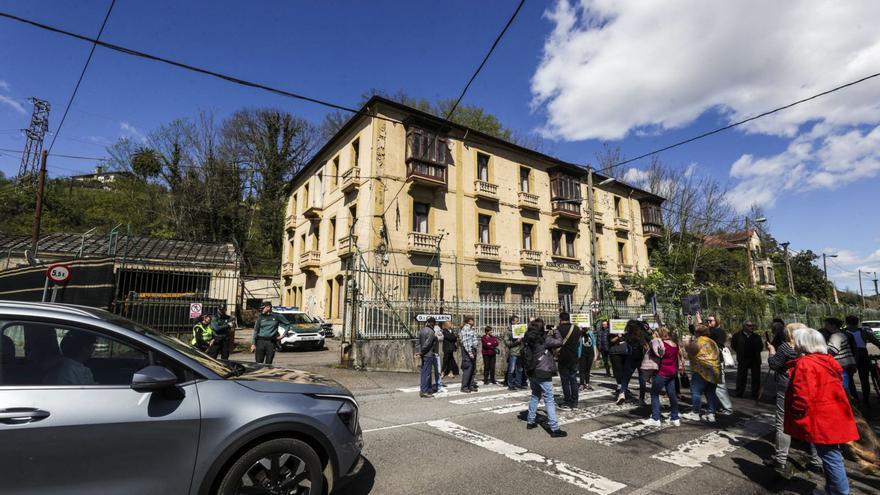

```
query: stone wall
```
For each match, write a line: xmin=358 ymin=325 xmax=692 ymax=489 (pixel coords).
xmin=352 ymin=338 xmax=514 ymax=378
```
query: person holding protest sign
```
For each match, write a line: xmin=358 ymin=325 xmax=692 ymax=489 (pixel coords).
xmin=504 ymin=315 xmax=526 ymax=390
xmin=597 ymin=319 xmax=612 ymax=377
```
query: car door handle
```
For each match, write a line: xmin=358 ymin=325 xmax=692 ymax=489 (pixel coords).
xmin=0 ymin=408 xmax=51 ymax=424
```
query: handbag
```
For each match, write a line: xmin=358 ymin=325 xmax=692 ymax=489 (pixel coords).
xmin=721 ymin=347 xmax=736 ymax=367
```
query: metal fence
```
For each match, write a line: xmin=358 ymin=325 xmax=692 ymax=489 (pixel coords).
xmin=110 ymin=259 xmax=240 ymax=340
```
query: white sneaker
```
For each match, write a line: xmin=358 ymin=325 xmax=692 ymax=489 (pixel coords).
xmin=669 ymin=419 xmax=681 ymax=427
xmin=718 ymin=409 xmax=734 ymax=416
xmin=705 ymin=413 xmax=716 ymax=423
xmin=615 ymin=394 xmax=626 ymax=405
xmin=680 ymin=412 xmax=701 ymax=421
xmin=643 ymin=418 xmax=662 ymax=427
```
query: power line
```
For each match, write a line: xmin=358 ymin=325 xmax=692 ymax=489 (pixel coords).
xmin=0 ymin=10 xmax=407 ymax=126
xmin=444 ymin=0 xmax=525 ymax=121
xmin=606 ymin=70 xmax=880 ymax=173
xmin=0 ymin=147 xmax=106 ymax=161
xmin=46 ymin=0 xmax=116 ymax=154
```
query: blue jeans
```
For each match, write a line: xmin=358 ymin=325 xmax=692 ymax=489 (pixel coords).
xmin=527 ymin=377 xmax=559 ymax=431
xmin=691 ymin=373 xmax=718 ymax=415
xmin=620 ymin=360 xmax=646 ymax=402
xmin=420 ymin=355 xmax=434 ymax=393
xmin=506 ymin=355 xmax=523 ymax=388
xmin=815 ymin=444 xmax=850 ymax=495
xmin=432 ymin=355 xmax=443 ymax=391
xmin=559 ymin=363 xmax=579 ymax=406
xmin=651 ymin=374 xmax=679 ymax=420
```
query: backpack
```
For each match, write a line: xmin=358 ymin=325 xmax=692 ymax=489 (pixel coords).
xmin=522 ymin=342 xmax=540 ymax=374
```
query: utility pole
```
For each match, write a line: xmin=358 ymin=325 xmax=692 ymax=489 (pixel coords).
xmin=873 ymin=272 xmax=879 ymax=297
xmin=17 ymin=98 xmax=50 ymax=186
xmin=745 ymin=219 xmax=755 ymax=287
xmin=822 ymin=252 xmax=839 ymax=304
xmin=781 ymin=241 xmax=795 ymax=296
xmin=587 ymin=168 xmax=600 ymax=304
xmin=858 ymin=270 xmax=866 ymax=309
xmin=30 ymin=150 xmax=48 ymax=254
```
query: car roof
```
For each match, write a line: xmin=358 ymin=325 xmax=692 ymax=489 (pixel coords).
xmin=862 ymin=320 xmax=880 ymax=325
xmin=0 ymin=300 xmax=109 ymax=320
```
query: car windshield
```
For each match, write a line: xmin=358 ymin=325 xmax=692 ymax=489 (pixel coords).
xmin=284 ymin=313 xmax=316 ymax=324
xmin=104 ymin=313 xmax=236 ymax=377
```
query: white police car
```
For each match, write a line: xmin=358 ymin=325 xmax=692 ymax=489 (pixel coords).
xmin=273 ymin=307 xmax=326 ymax=351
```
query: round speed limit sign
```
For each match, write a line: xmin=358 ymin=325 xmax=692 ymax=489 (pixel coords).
xmin=47 ymin=264 xmax=72 ymax=284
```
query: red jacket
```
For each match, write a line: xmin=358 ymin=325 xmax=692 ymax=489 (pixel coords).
xmin=783 ymin=353 xmax=859 ymax=445
xmin=481 ymin=335 xmax=499 ymax=356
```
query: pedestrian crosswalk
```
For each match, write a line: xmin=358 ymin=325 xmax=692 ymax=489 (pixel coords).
xmin=381 ymin=377 xmax=781 ymax=493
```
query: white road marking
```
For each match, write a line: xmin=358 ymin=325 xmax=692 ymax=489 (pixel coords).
xmin=450 ymin=390 xmax=533 ymax=405
xmin=478 ymin=389 xmax=609 ymax=414
xmin=627 ymin=467 xmax=693 ymax=495
xmin=428 ymin=420 xmax=626 ymax=495
xmin=582 ymin=413 xmax=692 ymax=446
xmin=652 ymin=415 xmax=774 ymax=467
xmin=362 ymin=420 xmax=429 ymax=433
xmin=558 ymin=401 xmax=637 ymax=425
xmin=397 ymin=384 xmax=507 ymax=396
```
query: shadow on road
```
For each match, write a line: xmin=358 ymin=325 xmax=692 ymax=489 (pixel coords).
xmin=334 ymin=456 xmax=377 ymax=494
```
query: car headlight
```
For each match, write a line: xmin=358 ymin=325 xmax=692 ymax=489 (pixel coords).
xmin=336 ymin=400 xmax=359 ymax=435
xmin=287 ymin=329 xmax=295 ymax=336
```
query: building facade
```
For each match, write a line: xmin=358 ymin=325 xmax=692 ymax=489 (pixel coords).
xmin=703 ymin=229 xmax=777 ymax=291
xmin=281 ymin=97 xmax=664 ymax=326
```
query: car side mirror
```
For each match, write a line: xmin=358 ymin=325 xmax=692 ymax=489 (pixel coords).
xmin=131 ymin=365 xmax=178 ymax=392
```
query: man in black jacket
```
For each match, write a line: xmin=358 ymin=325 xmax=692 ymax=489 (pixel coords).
xmin=731 ymin=321 xmax=764 ymax=398
xmin=556 ymin=312 xmax=582 ymax=410
xmin=441 ymin=321 xmax=459 ymax=377
xmin=416 ymin=318 xmax=437 ymax=398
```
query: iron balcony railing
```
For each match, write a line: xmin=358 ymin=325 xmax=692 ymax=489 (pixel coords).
xmin=299 ymin=250 xmax=321 ymax=269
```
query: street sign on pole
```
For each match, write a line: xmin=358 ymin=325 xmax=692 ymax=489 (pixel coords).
xmin=46 ymin=264 xmax=71 ymax=284
xmin=189 ymin=303 xmax=203 ymax=319
xmin=415 ymin=314 xmax=451 ymax=322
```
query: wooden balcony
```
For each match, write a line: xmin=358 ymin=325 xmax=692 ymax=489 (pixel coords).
xmin=281 ymin=262 xmax=294 ymax=277
xmin=407 ymin=161 xmax=447 ymax=187
xmin=473 ymin=180 xmax=498 ymax=201
xmin=299 ymin=250 xmax=321 ymax=271
xmin=517 ymin=191 xmax=540 ymax=211
xmin=474 ymin=243 xmax=500 ymax=261
xmin=643 ymin=222 xmax=662 ymax=238
xmin=341 ymin=167 xmax=360 ymax=193
xmin=284 ymin=215 xmax=297 ymax=236
xmin=338 ymin=235 xmax=357 ymax=257
xmin=614 ymin=217 xmax=630 ymax=231
xmin=519 ymin=249 xmax=542 ymax=266
xmin=408 ymin=232 xmax=440 ymax=254
xmin=551 ymin=200 xmax=582 ymax=219
xmin=303 ymin=204 xmax=323 ymax=220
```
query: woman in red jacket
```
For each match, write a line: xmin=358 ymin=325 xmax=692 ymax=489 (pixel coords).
xmin=785 ymin=328 xmax=859 ymax=495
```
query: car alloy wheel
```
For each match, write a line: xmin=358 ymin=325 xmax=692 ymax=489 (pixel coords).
xmin=236 ymin=452 xmax=311 ymax=495
xmin=220 ymin=438 xmax=323 ymax=495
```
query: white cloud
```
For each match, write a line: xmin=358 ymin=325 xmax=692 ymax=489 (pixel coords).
xmin=532 ymin=0 xmax=880 ymax=141
xmin=0 ymin=80 xmax=10 ymax=92
xmin=820 ymin=247 xmax=880 ymax=292
xmin=119 ymin=122 xmax=146 ymax=143
xmin=531 ymin=1 xmax=880 ymax=213
xmin=0 ymin=94 xmax=25 ymax=114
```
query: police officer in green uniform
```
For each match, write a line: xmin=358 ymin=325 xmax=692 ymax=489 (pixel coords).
xmin=251 ymin=301 xmax=290 ymax=364
xmin=191 ymin=314 xmax=214 ymax=352
xmin=208 ymin=304 xmax=234 ymax=359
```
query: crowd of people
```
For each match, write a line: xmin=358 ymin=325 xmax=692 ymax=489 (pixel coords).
xmin=414 ymin=311 xmax=880 ymax=494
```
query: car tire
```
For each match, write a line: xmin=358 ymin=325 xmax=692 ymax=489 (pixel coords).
xmin=217 ymin=438 xmax=323 ymax=495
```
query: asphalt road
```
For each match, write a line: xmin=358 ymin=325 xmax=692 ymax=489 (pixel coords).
xmin=232 ymin=341 xmax=880 ymax=495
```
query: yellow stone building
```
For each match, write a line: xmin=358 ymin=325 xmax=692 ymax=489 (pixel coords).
xmin=281 ymin=97 xmax=664 ymax=326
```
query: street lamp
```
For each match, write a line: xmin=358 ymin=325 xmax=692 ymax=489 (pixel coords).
xmin=822 ymin=253 xmax=837 ymax=281
xmin=598 ymin=177 xmax=616 ymax=186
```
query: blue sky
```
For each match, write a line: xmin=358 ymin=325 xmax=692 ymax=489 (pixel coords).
xmin=0 ymin=1 xmax=878 ymax=292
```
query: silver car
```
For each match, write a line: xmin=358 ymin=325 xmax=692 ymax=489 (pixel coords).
xmin=0 ymin=301 xmax=362 ymax=494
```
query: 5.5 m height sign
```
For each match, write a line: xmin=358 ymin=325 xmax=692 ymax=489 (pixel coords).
xmin=43 ymin=263 xmax=72 ymax=302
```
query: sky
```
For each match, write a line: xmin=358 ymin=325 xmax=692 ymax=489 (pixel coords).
xmin=0 ymin=0 xmax=878 ymax=293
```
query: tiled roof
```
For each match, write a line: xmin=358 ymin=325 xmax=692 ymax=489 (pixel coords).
xmin=0 ymin=232 xmax=237 ymax=265
xmin=702 ymin=230 xmax=754 ymax=249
